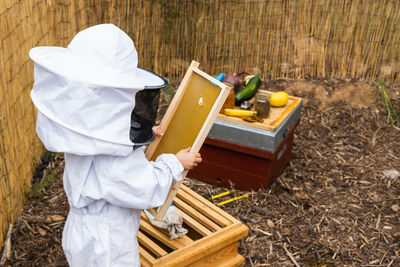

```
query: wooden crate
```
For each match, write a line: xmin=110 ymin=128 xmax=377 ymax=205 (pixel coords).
xmin=139 ymin=184 xmax=249 ymax=267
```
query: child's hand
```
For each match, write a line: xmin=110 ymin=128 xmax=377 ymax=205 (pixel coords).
xmin=176 ymin=147 xmax=202 ymax=170
xmin=152 ymin=126 xmax=164 ymax=137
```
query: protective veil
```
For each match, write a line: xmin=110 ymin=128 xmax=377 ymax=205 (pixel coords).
xmin=30 ymin=24 xmax=183 ymax=267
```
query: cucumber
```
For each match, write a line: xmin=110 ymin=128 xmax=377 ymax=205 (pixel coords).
xmin=235 ymin=74 xmax=261 ymax=105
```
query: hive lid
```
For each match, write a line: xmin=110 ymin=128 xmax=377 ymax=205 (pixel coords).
xmin=217 ymin=90 xmax=302 ymax=132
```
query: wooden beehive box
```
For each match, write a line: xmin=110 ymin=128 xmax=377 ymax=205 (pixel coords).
xmin=188 ymin=92 xmax=302 ymax=191
xmin=138 ymin=184 xmax=249 ymax=266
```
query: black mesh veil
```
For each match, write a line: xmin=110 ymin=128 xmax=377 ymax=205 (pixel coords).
xmin=129 ymin=69 xmax=167 ymax=149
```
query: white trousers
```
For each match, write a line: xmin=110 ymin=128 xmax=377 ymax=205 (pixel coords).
xmin=62 ymin=204 xmax=141 ymax=267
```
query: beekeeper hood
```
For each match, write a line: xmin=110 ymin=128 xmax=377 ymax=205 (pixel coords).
xmin=30 ymin=24 xmax=167 ymax=156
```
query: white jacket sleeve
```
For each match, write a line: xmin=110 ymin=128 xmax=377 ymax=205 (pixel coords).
xmin=79 ymin=147 xmax=184 ymax=209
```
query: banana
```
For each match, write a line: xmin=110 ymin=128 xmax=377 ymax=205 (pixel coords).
xmin=224 ymin=108 xmax=256 ymax=117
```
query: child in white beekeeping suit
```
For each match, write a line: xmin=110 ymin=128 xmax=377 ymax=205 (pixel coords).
xmin=29 ymin=24 xmax=202 ymax=266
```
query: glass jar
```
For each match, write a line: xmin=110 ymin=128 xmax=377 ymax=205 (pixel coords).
xmin=255 ymin=91 xmax=270 ymax=119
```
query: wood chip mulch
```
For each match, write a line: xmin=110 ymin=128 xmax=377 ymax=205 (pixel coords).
xmin=1 ymin=80 xmax=399 ymax=267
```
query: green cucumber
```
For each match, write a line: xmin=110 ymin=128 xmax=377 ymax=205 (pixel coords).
xmin=235 ymin=74 xmax=261 ymax=105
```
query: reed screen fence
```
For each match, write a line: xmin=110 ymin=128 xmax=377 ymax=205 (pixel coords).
xmin=1 ymin=0 xmax=400 ymax=248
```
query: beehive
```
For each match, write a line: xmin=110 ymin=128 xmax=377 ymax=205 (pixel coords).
xmin=188 ymin=92 xmax=302 ymax=191
xmin=138 ymin=184 xmax=249 ymax=266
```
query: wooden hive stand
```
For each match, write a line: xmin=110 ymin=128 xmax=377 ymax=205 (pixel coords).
xmin=138 ymin=184 xmax=249 ymax=267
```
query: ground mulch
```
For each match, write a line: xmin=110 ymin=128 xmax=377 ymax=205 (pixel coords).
xmin=1 ymin=79 xmax=399 ymax=267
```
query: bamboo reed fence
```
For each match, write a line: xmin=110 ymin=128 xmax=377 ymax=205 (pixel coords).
xmin=1 ymin=0 xmax=400 ymax=249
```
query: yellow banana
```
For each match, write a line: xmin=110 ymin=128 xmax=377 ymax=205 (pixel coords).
xmin=224 ymin=108 xmax=256 ymax=117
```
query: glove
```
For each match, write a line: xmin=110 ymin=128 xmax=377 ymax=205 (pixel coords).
xmin=144 ymin=205 xmax=188 ymax=240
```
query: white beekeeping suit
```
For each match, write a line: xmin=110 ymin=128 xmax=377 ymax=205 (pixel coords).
xmin=29 ymin=24 xmax=184 ymax=267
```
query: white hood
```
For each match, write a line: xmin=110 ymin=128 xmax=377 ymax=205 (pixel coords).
xmin=29 ymin=24 xmax=166 ymax=156
xmin=31 ymin=64 xmax=138 ymax=156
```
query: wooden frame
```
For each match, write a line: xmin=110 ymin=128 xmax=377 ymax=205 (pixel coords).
xmin=139 ymin=185 xmax=249 ymax=266
xmin=145 ymin=60 xmax=231 ymax=220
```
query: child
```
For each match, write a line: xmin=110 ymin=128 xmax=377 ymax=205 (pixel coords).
xmin=29 ymin=24 xmax=202 ymax=266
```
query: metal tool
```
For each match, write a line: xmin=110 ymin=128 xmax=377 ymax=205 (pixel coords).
xmin=207 ymin=187 xmax=230 ymax=203
xmin=207 ymin=187 xmax=248 ymax=206
xmin=207 ymin=188 xmax=215 ymax=203
xmin=240 ymin=100 xmax=253 ymax=110
xmin=217 ymin=194 xmax=249 ymax=206
xmin=210 ymin=190 xmax=231 ymax=200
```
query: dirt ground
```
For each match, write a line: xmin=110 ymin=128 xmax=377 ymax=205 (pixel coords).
xmin=1 ymin=78 xmax=400 ymax=267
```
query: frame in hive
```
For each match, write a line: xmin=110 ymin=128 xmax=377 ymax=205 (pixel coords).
xmin=145 ymin=60 xmax=231 ymax=220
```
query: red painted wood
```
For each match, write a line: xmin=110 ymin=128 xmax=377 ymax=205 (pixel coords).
xmin=188 ymin=119 xmax=300 ymax=191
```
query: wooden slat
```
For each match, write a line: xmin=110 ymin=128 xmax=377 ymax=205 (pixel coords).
xmin=174 ymin=206 xmax=213 ymax=237
xmin=145 ymin=60 xmax=200 ymax=159
xmin=214 ymin=254 xmax=244 ymax=267
xmin=144 ymin=61 xmax=200 ymax=221
xmin=153 ymin=222 xmax=248 ymax=267
xmin=146 ymin=207 xmax=157 ymax=217
xmin=187 ymin=242 xmax=243 ymax=267
xmin=140 ymin=218 xmax=193 ymax=251
xmin=139 ymin=246 xmax=156 ymax=267
xmin=137 ymin=230 xmax=168 ymax=257
xmin=173 ymin=197 xmax=221 ymax=232
xmin=177 ymin=186 xmax=234 ymax=227
xmin=180 ymin=184 xmax=238 ymax=222
xmin=155 ymin=170 xmax=187 ymax=220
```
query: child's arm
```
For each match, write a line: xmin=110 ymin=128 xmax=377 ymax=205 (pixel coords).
xmin=76 ymin=147 xmax=201 ymax=210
